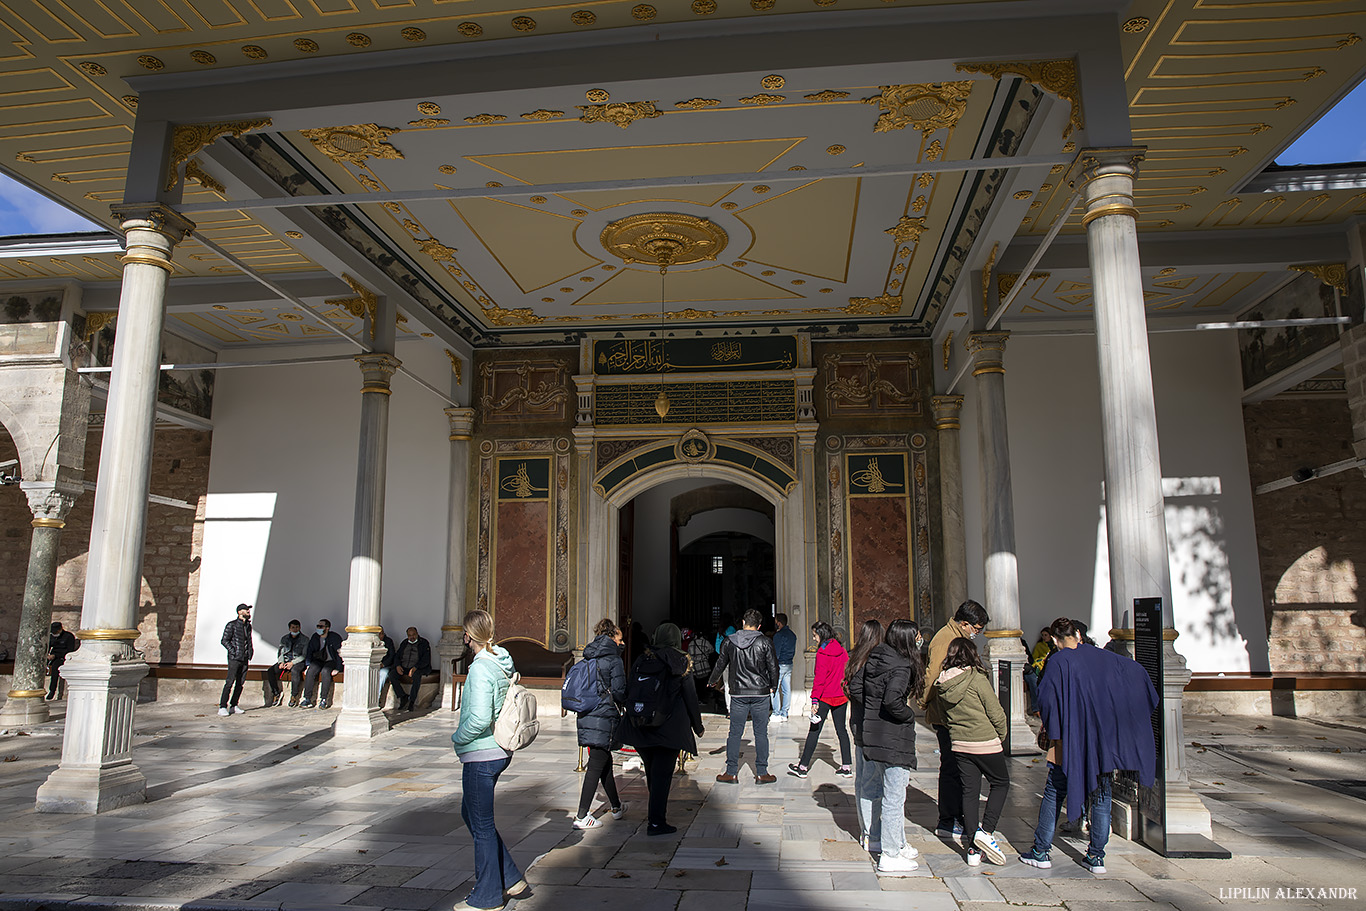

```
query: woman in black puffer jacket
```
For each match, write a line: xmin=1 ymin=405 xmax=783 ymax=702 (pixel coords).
xmin=573 ymin=619 xmax=627 ymax=829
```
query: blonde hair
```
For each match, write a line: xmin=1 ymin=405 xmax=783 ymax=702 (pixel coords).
xmin=464 ymin=609 xmax=496 ymax=649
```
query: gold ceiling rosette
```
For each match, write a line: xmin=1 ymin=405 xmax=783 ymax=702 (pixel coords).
xmin=600 ymin=213 xmax=728 ymax=274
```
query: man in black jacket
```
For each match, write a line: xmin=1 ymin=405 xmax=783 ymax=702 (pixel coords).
xmin=391 ymin=626 xmax=432 ymax=712
xmin=46 ymin=622 xmax=77 ymax=699
xmin=301 ymin=618 xmax=344 ymax=709
xmin=709 ymin=608 xmax=779 ymax=784
xmin=219 ymin=604 xmax=253 ymax=716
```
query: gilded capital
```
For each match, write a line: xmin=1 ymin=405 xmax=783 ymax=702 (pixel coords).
xmin=21 ymin=481 xmax=81 ymax=526
xmin=965 ymin=331 xmax=1010 ymax=376
xmin=445 ymin=406 xmax=475 ymax=441
xmin=111 ymin=203 xmax=195 ymax=244
xmin=355 ymin=353 xmax=400 ymax=395
xmin=930 ymin=394 xmax=964 ymax=430
xmin=1068 ymin=147 xmax=1146 ymax=228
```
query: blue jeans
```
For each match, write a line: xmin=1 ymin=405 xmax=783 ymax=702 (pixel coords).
xmin=880 ymin=764 xmax=913 ymax=859
xmin=771 ymin=664 xmax=792 ymax=717
xmin=726 ymin=695 xmax=771 ymax=775
xmin=461 ymin=756 xmax=522 ymax=908
xmin=1031 ymin=762 xmax=1111 ymax=860
xmin=1023 ymin=669 xmax=1040 ymax=713
xmin=855 ymin=753 xmax=885 ymax=843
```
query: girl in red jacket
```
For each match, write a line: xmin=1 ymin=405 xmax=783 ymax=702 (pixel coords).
xmin=789 ymin=621 xmax=852 ymax=778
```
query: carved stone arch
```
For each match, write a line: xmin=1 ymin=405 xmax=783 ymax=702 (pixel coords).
xmin=0 ymin=396 xmax=40 ymax=479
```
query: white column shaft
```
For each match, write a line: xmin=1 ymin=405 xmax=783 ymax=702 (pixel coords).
xmin=438 ymin=407 xmax=473 ymax=709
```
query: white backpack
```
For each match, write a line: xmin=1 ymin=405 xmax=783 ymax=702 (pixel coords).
xmin=491 ymin=661 xmax=539 ymax=751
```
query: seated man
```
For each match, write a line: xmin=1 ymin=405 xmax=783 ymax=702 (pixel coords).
xmin=301 ymin=618 xmax=343 ymax=709
xmin=267 ymin=619 xmax=309 ymax=707
xmin=46 ymin=621 xmax=78 ymax=700
xmin=376 ymin=625 xmax=397 ymax=708
xmin=390 ymin=626 xmax=432 ymax=712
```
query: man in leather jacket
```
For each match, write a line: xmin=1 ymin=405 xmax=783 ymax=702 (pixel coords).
xmin=708 ymin=608 xmax=780 ymax=784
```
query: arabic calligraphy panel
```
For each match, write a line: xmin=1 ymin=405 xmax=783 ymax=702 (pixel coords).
xmin=593 ymin=336 xmax=797 ymax=375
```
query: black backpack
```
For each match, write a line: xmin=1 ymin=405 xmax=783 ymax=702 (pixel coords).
xmin=625 ymin=650 xmax=671 ymax=728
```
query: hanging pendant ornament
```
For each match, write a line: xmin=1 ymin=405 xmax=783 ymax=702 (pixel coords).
xmin=655 ymin=262 xmax=671 ymax=420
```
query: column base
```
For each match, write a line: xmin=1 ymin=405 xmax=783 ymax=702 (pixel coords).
xmin=436 ymin=636 xmax=465 ymax=713
xmin=334 ymin=637 xmax=389 ymax=739
xmin=0 ymin=693 xmax=51 ymax=726
xmin=984 ymin=640 xmax=1040 ymax=756
xmin=334 ymin=705 xmax=390 ymax=739
xmin=35 ymin=762 xmax=146 ymax=814
xmin=1165 ymin=775 xmax=1214 ymax=835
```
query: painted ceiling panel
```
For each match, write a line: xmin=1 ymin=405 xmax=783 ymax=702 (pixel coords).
xmin=737 ymin=177 xmax=859 ymax=283
xmin=574 ymin=263 xmax=803 ymax=306
xmin=449 ymin=196 xmax=598 ymax=292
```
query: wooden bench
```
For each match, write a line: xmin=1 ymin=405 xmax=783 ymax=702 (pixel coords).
xmin=450 ymin=638 xmax=572 ymax=710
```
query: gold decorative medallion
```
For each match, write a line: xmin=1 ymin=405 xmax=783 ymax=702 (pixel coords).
xmin=956 ymin=59 xmax=1082 ymax=136
xmin=863 ymin=81 xmax=973 ymax=134
xmin=402 ymin=27 xmax=426 ymax=40
xmin=753 ymin=185 xmax=770 ymax=193
xmin=285 ymin=230 xmax=303 ymax=238
xmin=408 ymin=118 xmax=449 ymax=127
xmin=294 ymin=38 xmax=318 ymax=52
xmin=1013 ymin=190 xmax=1032 ymax=200
xmin=762 ymin=74 xmax=786 ymax=89
xmin=571 ymin=209 xmax=587 ymax=217
xmin=1122 ymin=17 xmax=1149 ymax=33
xmin=885 ymin=216 xmax=927 ymax=244
xmin=676 ymin=429 xmax=713 ymax=463
xmin=789 ymin=165 xmax=807 ymax=171
xmin=578 ymin=101 xmax=662 ymax=128
xmin=751 ymin=0 xmax=775 ymax=9
xmin=301 ymin=123 xmax=403 ymax=165
xmin=346 ymin=32 xmax=371 ymax=47
xmin=138 ymin=55 xmax=163 ymax=70
xmin=83 ymin=311 xmax=115 ymax=341
xmin=191 ymin=50 xmax=216 ymax=65
xmin=632 ymin=4 xmax=656 ymax=18
xmin=676 ymin=98 xmax=721 ymax=109
xmin=740 ymin=93 xmax=785 ymax=105
xmin=458 ymin=22 xmax=483 ymax=36
xmin=522 ymin=109 xmax=564 ymax=121
xmin=843 ymin=294 xmax=902 ymax=315
xmin=530 ymin=195 xmax=547 ymax=204
xmin=586 ymin=88 xmax=610 ymax=102
xmin=417 ymin=102 xmax=442 ymax=115
xmin=827 ymin=144 xmax=846 ymax=155
xmin=416 ymin=237 xmax=458 ymax=261
xmin=166 ymin=118 xmax=272 ymax=190
xmin=511 ymin=16 xmax=536 ymax=31
xmin=242 ymin=45 xmax=267 ymax=59
xmin=486 ymin=181 xmax=503 ymax=188
xmin=601 ymin=212 xmax=728 ymax=272
xmin=464 ymin=113 xmax=507 ymax=124
xmin=721 ymin=202 xmax=737 ymax=209
xmin=805 ymin=89 xmax=849 ymax=101
xmin=78 ymin=61 xmax=107 ymax=76
xmin=571 ymin=9 xmax=596 ymax=24
xmin=439 ymin=164 xmax=458 ymax=173
xmin=692 ymin=0 xmax=717 ymax=11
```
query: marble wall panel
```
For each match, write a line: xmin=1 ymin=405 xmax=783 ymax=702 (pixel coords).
xmin=493 ymin=500 xmax=549 ymax=644
xmin=848 ymin=496 xmax=913 ymax=631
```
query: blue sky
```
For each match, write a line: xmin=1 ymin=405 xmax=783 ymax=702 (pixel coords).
xmin=0 ymin=171 xmax=103 ymax=237
xmin=1275 ymin=78 xmax=1366 ymax=166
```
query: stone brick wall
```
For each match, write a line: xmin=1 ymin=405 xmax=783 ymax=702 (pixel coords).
xmin=1243 ymin=397 xmax=1366 ymax=672
xmin=0 ymin=426 xmax=210 ymax=664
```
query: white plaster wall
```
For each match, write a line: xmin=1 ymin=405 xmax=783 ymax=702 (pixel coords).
xmin=677 ymin=508 xmax=775 ymax=551
xmin=629 ymin=478 xmax=710 ymax=634
xmin=193 ymin=339 xmax=453 ymax=664
xmin=960 ymin=329 xmax=1267 ymax=673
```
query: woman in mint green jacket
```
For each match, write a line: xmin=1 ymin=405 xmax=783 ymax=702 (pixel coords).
xmin=451 ymin=610 xmax=527 ymax=910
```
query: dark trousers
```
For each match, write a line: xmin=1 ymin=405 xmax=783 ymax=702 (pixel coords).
xmin=391 ymin=667 xmax=422 ymax=707
xmin=935 ymin=724 xmax=964 ymax=828
xmin=266 ymin=664 xmax=304 ymax=700
xmin=303 ymin=662 xmax=335 ymax=704
xmin=577 ymin=746 xmax=620 ymax=817
xmin=725 ymin=695 xmax=771 ymax=775
xmin=956 ymin=751 xmax=1010 ymax=839
xmin=46 ymin=658 xmax=65 ymax=698
xmin=461 ymin=755 xmax=522 ymax=909
xmin=638 ymin=746 xmax=679 ymax=827
xmin=797 ymin=700 xmax=851 ymax=769
xmin=220 ymin=659 xmax=249 ymax=708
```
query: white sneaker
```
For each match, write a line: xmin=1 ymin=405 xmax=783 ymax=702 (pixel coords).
xmin=876 ymin=852 xmax=919 ymax=876
xmin=966 ymin=849 xmax=982 ymax=867
xmin=973 ymin=829 xmax=1007 ymax=865
xmin=230 ymin=705 xmax=245 ymax=715
xmin=573 ymin=815 xmax=601 ymax=829
xmin=217 ymin=707 xmax=229 ymax=716
xmin=610 ymin=803 xmax=627 ymax=820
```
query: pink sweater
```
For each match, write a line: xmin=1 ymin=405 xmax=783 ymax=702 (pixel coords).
xmin=810 ymin=639 xmax=849 ymax=706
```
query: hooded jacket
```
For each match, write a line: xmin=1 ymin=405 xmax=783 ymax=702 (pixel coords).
xmin=707 ymin=628 xmax=779 ymax=696
xmin=221 ymin=618 xmax=253 ymax=663
xmin=847 ymin=643 xmax=919 ymax=767
xmin=809 ymin=637 xmax=849 ymax=706
xmin=621 ymin=646 xmax=703 ymax=754
xmin=920 ymin=618 xmax=977 ymax=725
xmin=452 ymin=645 xmax=516 ymax=760
xmin=931 ymin=665 xmax=1006 ymax=754
xmin=576 ymin=634 xmax=627 ymax=749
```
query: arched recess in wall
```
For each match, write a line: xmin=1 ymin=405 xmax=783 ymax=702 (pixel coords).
xmin=0 ymin=397 xmax=41 ymax=481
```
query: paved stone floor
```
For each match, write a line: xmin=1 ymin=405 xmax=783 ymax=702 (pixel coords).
xmin=1 ymin=699 xmax=1364 ymax=910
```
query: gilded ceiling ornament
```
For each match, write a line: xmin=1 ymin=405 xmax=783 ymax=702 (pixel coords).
xmin=632 ymin=4 xmax=656 ymax=19
xmin=1062 ymin=141 xmax=1076 ymax=152
xmin=1013 ymin=190 xmax=1032 ymax=200
xmin=1039 ymin=183 xmax=1052 ymax=191
xmin=753 ymin=185 xmax=770 ymax=193
xmin=789 ymin=165 xmax=806 ymax=171
xmin=676 ymin=98 xmax=721 ymax=109
xmin=184 ymin=159 xmax=225 ymax=194
xmin=885 ymin=216 xmax=927 ymax=244
xmin=1122 ymin=17 xmax=1149 ymax=33
xmin=571 ymin=209 xmax=587 ymax=216
xmin=721 ymin=202 xmax=738 ymax=209
xmin=924 ymin=140 xmax=943 ymax=161
xmin=285 ymin=231 xmax=303 ymax=239
xmin=51 ymin=173 xmax=69 ymax=183
xmin=402 ymin=27 xmax=426 ymax=40
xmin=417 ymin=102 xmax=442 ymax=115
xmin=402 ymin=219 xmax=422 ymax=232
xmin=893 ymin=264 xmax=905 ymax=275
xmin=191 ymin=50 xmax=216 ymax=65
xmin=438 ymin=164 xmax=458 ymax=174
xmin=242 ymin=45 xmax=267 ymax=59
xmin=484 ymin=304 xmax=544 ymax=326
xmin=464 ymin=113 xmax=506 ymax=125
xmin=166 ymin=118 xmax=271 ymax=191
xmin=578 ymin=101 xmax=663 ymax=128
xmin=740 ymin=93 xmax=785 ymax=105
xmin=520 ymin=109 xmax=563 ymax=122
xmin=511 ymin=16 xmax=536 ymax=31
xmin=78 ymin=61 xmax=107 ymax=76
xmin=692 ymin=0 xmax=717 ymax=12
xmin=1049 ymin=164 xmax=1064 ymax=174
xmin=1337 ymin=34 xmax=1360 ymax=48
xmin=346 ymin=33 xmax=371 ymax=47
xmin=326 ymin=274 xmax=379 ymax=339
xmin=486 ymin=181 xmax=503 ymax=188
xmin=980 ymin=242 xmax=998 ymax=315
xmin=417 ymin=237 xmax=458 ymax=261
xmin=360 ymin=175 xmax=382 ymax=191
xmin=863 ymin=81 xmax=973 ymax=134
xmin=751 ymin=0 xmax=775 ymax=9
xmin=1303 ymin=67 xmax=1326 ymax=80
xmin=761 ymin=270 xmax=775 ymax=275
xmin=458 ymin=22 xmax=483 ymax=36
xmin=827 ymin=144 xmax=846 ymax=155
xmin=300 ymin=123 xmax=403 ymax=165
xmin=814 ymin=0 xmax=836 ymax=7
xmin=804 ymin=90 xmax=849 ymax=101
xmin=762 ymin=75 xmax=786 ymax=89
xmin=996 ymin=271 xmax=1049 ymax=301
xmin=280 ymin=312 xmax=303 ymax=321
xmin=571 ymin=10 xmax=596 ymax=24
xmin=409 ymin=118 xmax=450 ymax=127
xmin=601 ymin=212 xmax=727 ymax=273
xmin=121 ymin=95 xmax=138 ymax=109
xmin=530 ymin=195 xmax=547 ymax=203
xmin=586 ymin=88 xmax=610 ymax=102
xmin=1288 ymin=263 xmax=1348 ymax=294
xmin=843 ymin=295 xmax=902 ymax=315
xmin=1229 ymin=146 xmax=1249 ymax=156
xmin=819 ymin=287 xmax=832 ymax=293
xmin=294 ymin=38 xmax=318 ymax=52
xmin=83 ymin=312 xmax=115 ymax=341
xmin=668 ymin=308 xmax=717 ymax=320
xmin=138 ymin=55 xmax=164 ymax=70
xmin=956 ymin=59 xmax=1083 ymax=136
xmin=912 ymin=195 xmax=926 ymax=211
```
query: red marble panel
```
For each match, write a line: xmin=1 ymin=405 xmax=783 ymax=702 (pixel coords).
xmin=848 ymin=497 xmax=913 ymax=631
xmin=493 ymin=500 xmax=549 ymax=644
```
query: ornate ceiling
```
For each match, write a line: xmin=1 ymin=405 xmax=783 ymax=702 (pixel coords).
xmin=0 ymin=0 xmax=1362 ymax=346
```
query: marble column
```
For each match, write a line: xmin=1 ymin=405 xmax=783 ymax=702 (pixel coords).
xmin=965 ymin=332 xmax=1035 ymax=755
xmin=1077 ymin=147 xmax=1212 ymax=835
xmin=1 ymin=483 xmax=81 ymax=726
xmin=437 ymin=407 xmax=473 ymax=710
xmin=931 ymin=395 xmax=968 ymax=626
xmin=36 ymin=204 xmax=194 ymax=814
xmin=335 ymin=353 xmax=400 ymax=738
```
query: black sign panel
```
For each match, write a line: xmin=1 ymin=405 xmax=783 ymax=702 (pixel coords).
xmin=1133 ymin=597 xmax=1166 ymax=856
xmin=997 ymin=659 xmax=1012 ymax=757
xmin=594 ymin=336 xmax=797 ymax=375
